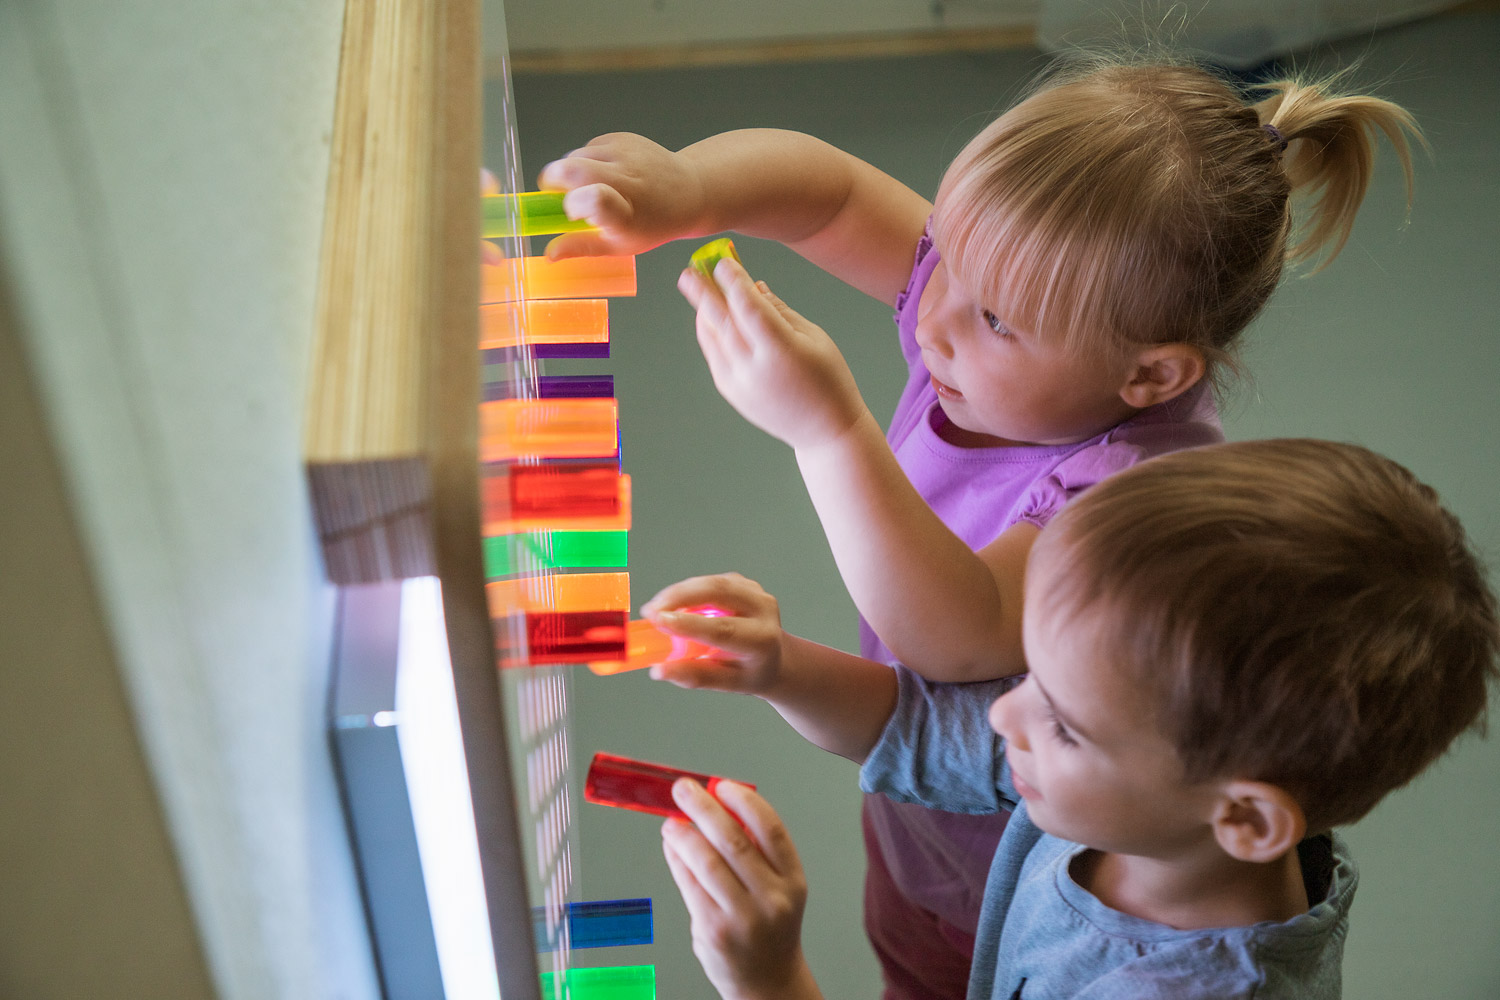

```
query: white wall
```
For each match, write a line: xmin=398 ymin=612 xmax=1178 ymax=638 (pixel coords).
xmin=0 ymin=2 xmax=379 ymax=997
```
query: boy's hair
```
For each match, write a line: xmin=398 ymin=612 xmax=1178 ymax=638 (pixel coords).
xmin=1032 ymin=439 xmax=1499 ymax=833
xmin=933 ymin=59 xmax=1421 ymax=383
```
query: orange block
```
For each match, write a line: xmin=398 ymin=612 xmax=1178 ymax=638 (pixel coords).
xmin=479 ymin=299 xmax=610 ymax=350
xmin=487 ymin=571 xmax=631 ymax=617
xmin=480 ymin=398 xmax=619 ymax=463
xmin=481 ymin=255 xmax=636 ymax=303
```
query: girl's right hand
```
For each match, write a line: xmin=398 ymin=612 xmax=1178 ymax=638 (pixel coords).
xmin=535 ymin=132 xmax=708 ymax=260
xmin=640 ymin=573 xmax=784 ymax=695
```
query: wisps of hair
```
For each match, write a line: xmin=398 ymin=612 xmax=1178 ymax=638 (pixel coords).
xmin=1033 ymin=439 xmax=1499 ymax=832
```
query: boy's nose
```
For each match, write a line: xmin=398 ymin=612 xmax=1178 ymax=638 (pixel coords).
xmin=988 ymin=689 xmax=1023 ymax=746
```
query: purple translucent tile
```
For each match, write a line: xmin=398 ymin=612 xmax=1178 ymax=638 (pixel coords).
xmin=535 ymin=341 xmax=611 ymax=360
xmin=539 ymin=375 xmax=614 ymax=399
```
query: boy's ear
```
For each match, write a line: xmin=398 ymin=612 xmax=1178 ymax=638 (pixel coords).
xmin=1118 ymin=344 xmax=1205 ymax=409
xmin=1211 ymin=780 xmax=1306 ymax=863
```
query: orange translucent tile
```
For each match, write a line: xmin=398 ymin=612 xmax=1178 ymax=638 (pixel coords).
xmin=587 ymin=618 xmax=722 ymax=676
xmin=487 ymin=571 xmax=631 ymax=617
xmin=479 ymin=299 xmax=610 ymax=350
xmin=481 ymin=256 xmax=636 ymax=304
xmin=480 ymin=398 xmax=618 ymax=463
xmin=483 ymin=472 xmax=631 ymax=536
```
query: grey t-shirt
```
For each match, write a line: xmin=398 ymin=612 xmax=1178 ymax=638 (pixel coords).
xmin=860 ymin=666 xmax=1357 ymax=999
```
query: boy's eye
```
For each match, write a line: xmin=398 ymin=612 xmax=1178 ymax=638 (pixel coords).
xmin=982 ymin=310 xmax=1012 ymax=337
xmin=1050 ymin=719 xmax=1078 ymax=747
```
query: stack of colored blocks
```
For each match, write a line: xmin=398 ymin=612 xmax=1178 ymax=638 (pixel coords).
xmin=480 ymin=191 xmax=637 ymax=668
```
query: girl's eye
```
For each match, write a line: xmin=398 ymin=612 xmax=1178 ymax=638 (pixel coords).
xmin=982 ymin=310 xmax=1012 ymax=337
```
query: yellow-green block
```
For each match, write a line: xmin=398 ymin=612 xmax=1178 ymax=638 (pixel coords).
xmin=690 ymin=237 xmax=741 ymax=281
xmin=483 ymin=191 xmax=596 ymax=238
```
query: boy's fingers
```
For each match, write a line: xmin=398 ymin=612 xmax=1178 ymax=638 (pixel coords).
xmin=665 ymin=783 xmax=756 ymax=914
xmin=642 ymin=572 xmax=758 ymax=618
xmin=672 ymin=779 xmax=782 ymax=898
xmin=714 ymin=781 xmax=805 ymax=882
xmin=649 ymin=658 xmax=749 ymax=691
xmin=662 ymin=821 xmax=721 ymax=918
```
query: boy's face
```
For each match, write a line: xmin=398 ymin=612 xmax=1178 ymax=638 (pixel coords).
xmin=988 ymin=543 xmax=1220 ymax=855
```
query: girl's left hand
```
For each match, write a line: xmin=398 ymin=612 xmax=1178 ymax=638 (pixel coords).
xmin=678 ymin=257 xmax=869 ymax=452
xmin=661 ymin=778 xmax=817 ymax=1000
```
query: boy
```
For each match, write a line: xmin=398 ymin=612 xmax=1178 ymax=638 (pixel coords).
xmin=640 ymin=439 xmax=1499 ymax=999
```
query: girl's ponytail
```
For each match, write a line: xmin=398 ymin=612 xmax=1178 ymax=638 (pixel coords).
xmin=1257 ymin=73 xmax=1423 ymax=268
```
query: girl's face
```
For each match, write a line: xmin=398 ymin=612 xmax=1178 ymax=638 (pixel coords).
xmin=914 ymin=237 xmax=1138 ymax=448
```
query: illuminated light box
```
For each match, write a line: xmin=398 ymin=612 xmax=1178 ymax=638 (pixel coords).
xmin=480 ymin=398 xmax=619 ymax=463
xmin=482 ymin=191 xmax=596 ymax=238
xmin=480 ymin=299 xmax=609 ymax=351
xmin=482 ymin=255 xmax=637 ymax=303
xmin=539 ymin=965 xmax=655 ymax=1000
xmin=584 ymin=752 xmax=754 ymax=820
xmin=533 ymin=898 xmax=653 ymax=952
xmin=483 ymin=530 xmax=628 ymax=577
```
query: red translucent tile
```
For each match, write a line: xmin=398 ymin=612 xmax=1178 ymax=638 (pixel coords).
xmin=525 ymin=610 xmax=627 ymax=664
xmin=583 ymin=752 xmax=754 ymax=820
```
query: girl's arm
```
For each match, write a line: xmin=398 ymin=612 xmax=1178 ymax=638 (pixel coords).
xmin=680 ymin=261 xmax=1030 ymax=682
xmin=537 ymin=129 xmax=930 ymax=306
xmin=642 ymin=574 xmax=898 ymax=763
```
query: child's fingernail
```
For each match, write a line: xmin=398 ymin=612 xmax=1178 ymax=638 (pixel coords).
xmin=672 ymin=778 xmax=701 ymax=802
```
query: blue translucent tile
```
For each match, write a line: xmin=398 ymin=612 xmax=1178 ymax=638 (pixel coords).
xmin=534 ymin=897 xmax=654 ymax=951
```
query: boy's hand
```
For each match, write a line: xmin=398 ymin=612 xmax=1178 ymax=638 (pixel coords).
xmin=641 ymin=573 xmax=784 ymax=694
xmin=536 ymin=132 xmax=707 ymax=260
xmin=679 ymin=258 xmax=869 ymax=452
xmin=662 ymin=779 xmax=820 ymax=1000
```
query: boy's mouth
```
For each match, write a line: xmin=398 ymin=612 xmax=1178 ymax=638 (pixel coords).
xmin=930 ymin=374 xmax=963 ymax=400
xmin=1007 ymin=757 xmax=1040 ymax=800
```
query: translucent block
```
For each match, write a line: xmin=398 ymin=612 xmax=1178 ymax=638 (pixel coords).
xmin=481 ymin=255 xmax=636 ymax=303
xmin=537 ymin=374 xmax=614 ymax=399
xmin=524 ymin=610 xmax=627 ymax=664
xmin=690 ymin=237 xmax=741 ymax=281
xmin=479 ymin=298 xmax=609 ymax=350
xmin=480 ymin=398 xmax=618 ymax=462
xmin=482 ymin=191 xmax=596 ymax=238
xmin=533 ymin=897 xmax=654 ymax=952
xmin=484 ymin=530 xmax=628 ymax=578
xmin=539 ymin=965 xmax=655 ymax=1000
xmin=587 ymin=617 xmax=722 ymax=676
xmin=487 ymin=571 xmax=630 ymax=616
xmin=584 ymin=752 xmax=754 ymax=820
xmin=483 ymin=469 xmax=630 ymax=536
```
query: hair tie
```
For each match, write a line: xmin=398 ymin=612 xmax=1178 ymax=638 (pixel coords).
xmin=1263 ymin=123 xmax=1288 ymax=154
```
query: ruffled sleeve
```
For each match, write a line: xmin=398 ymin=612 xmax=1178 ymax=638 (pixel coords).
xmin=1013 ymin=440 xmax=1149 ymax=529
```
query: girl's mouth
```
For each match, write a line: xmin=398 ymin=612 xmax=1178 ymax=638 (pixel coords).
xmin=930 ymin=374 xmax=963 ymax=400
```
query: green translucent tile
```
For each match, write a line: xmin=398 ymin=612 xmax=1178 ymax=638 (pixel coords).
xmin=484 ymin=530 xmax=628 ymax=577
xmin=539 ymin=964 xmax=655 ymax=1000
xmin=483 ymin=191 xmax=596 ymax=238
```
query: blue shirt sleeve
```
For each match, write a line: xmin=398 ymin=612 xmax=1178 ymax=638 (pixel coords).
xmin=860 ymin=665 xmax=1020 ymax=814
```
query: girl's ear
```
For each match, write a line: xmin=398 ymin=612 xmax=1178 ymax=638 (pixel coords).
xmin=1211 ymin=780 xmax=1306 ymax=863
xmin=1118 ymin=344 xmax=1206 ymax=409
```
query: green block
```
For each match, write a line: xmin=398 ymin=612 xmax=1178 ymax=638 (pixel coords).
xmin=539 ymin=964 xmax=655 ymax=1000
xmin=485 ymin=531 xmax=628 ymax=577
xmin=483 ymin=191 xmax=595 ymax=238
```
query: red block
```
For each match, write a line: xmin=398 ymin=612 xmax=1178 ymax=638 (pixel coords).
xmin=584 ymin=752 xmax=754 ymax=820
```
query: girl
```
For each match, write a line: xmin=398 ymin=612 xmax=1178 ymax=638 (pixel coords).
xmin=539 ymin=57 xmax=1419 ymax=1000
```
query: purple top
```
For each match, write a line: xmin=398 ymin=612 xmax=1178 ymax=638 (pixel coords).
xmin=859 ymin=227 xmax=1224 ymax=936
